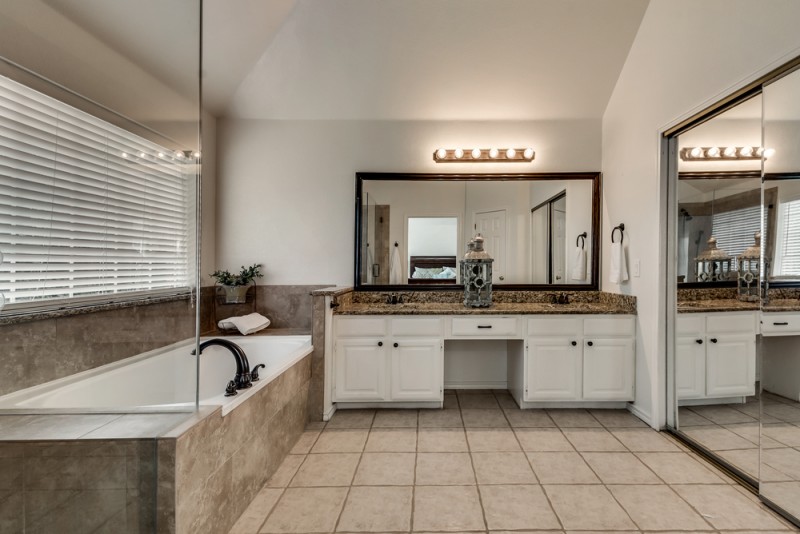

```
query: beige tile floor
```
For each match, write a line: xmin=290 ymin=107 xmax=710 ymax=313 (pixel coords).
xmin=230 ymin=390 xmax=799 ymax=534
xmin=679 ymin=391 xmax=800 ymax=483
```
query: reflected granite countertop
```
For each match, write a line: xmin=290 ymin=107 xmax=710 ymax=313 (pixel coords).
xmin=335 ymin=301 xmax=633 ymax=315
xmin=763 ymin=299 xmax=800 ymax=312
xmin=677 ymin=299 xmax=759 ymax=313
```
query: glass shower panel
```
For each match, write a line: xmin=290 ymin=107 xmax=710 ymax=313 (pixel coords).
xmin=0 ymin=2 xmax=200 ymax=532
xmin=760 ymin=67 xmax=800 ymax=527
xmin=671 ymin=95 xmax=763 ymax=483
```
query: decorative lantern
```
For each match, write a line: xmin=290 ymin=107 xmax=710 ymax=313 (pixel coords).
xmin=737 ymin=232 xmax=761 ymax=301
xmin=694 ymin=236 xmax=732 ymax=282
xmin=460 ymin=234 xmax=494 ymax=307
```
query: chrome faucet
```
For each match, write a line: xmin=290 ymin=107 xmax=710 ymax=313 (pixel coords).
xmin=191 ymin=338 xmax=252 ymax=392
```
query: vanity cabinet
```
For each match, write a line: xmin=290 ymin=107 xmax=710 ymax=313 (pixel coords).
xmin=332 ymin=317 xmax=443 ymax=403
xmin=676 ymin=311 xmax=756 ymax=400
xmin=525 ymin=315 xmax=635 ymax=402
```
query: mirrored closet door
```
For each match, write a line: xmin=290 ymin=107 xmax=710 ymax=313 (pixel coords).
xmin=759 ymin=67 xmax=800 ymax=523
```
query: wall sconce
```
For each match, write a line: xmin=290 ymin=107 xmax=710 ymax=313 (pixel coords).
xmin=680 ymin=146 xmax=774 ymax=161
xmin=433 ymin=147 xmax=535 ymax=163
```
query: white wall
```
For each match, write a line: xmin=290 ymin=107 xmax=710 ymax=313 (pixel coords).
xmin=216 ymin=119 xmax=601 ymax=285
xmin=601 ymin=0 xmax=800 ymax=427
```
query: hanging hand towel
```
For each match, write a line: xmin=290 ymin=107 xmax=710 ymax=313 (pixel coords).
xmin=609 ymin=242 xmax=629 ymax=284
xmin=218 ymin=313 xmax=271 ymax=335
xmin=389 ymin=245 xmax=403 ymax=284
xmin=571 ymin=247 xmax=587 ymax=281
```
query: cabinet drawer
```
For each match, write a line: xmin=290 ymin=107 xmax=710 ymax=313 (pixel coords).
xmin=335 ymin=317 xmax=388 ymax=337
xmin=760 ymin=313 xmax=800 ymax=336
xmin=583 ymin=316 xmax=635 ymax=337
xmin=392 ymin=317 xmax=443 ymax=337
xmin=450 ymin=317 xmax=520 ymax=337
xmin=677 ymin=315 xmax=703 ymax=336
xmin=527 ymin=316 xmax=581 ymax=337
xmin=706 ymin=312 xmax=756 ymax=335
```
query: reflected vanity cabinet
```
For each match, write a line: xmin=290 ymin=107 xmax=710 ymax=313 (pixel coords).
xmin=521 ymin=315 xmax=636 ymax=403
xmin=676 ymin=311 xmax=757 ymax=400
xmin=332 ymin=316 xmax=444 ymax=402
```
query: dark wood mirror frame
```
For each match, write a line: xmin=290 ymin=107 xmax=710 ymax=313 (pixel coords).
xmin=354 ymin=172 xmax=602 ymax=291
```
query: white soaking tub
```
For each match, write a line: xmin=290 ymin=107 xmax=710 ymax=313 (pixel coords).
xmin=0 ymin=335 xmax=313 ymax=416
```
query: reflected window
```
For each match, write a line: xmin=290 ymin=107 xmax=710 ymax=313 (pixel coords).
xmin=773 ymin=196 xmax=800 ymax=276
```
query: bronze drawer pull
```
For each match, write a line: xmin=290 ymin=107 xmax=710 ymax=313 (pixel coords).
xmin=477 ymin=325 xmax=493 ymax=329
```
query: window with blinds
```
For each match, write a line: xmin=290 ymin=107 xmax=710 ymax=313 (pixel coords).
xmin=0 ymin=75 xmax=192 ymax=311
xmin=711 ymin=205 xmax=762 ymax=263
xmin=774 ymin=198 xmax=800 ymax=276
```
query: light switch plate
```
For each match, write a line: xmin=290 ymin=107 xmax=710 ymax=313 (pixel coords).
xmin=633 ymin=259 xmax=641 ymax=277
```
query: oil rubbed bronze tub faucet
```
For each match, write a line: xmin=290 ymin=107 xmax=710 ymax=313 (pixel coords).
xmin=192 ymin=338 xmax=252 ymax=394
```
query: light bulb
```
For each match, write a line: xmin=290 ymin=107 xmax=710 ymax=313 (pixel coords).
xmin=690 ymin=147 xmax=703 ymax=158
xmin=523 ymin=148 xmax=535 ymax=160
xmin=489 ymin=148 xmax=499 ymax=158
xmin=158 ymin=152 xmax=165 ymax=158
xmin=193 ymin=151 xmax=201 ymax=158
xmin=471 ymin=148 xmax=482 ymax=159
xmin=756 ymin=147 xmax=765 ymax=157
xmin=706 ymin=147 xmax=720 ymax=157
xmin=121 ymin=152 xmax=128 ymax=158
xmin=739 ymin=146 xmax=753 ymax=157
xmin=176 ymin=151 xmax=185 ymax=159
xmin=454 ymin=148 xmax=464 ymax=159
xmin=764 ymin=148 xmax=776 ymax=158
xmin=139 ymin=152 xmax=146 ymax=158
xmin=723 ymin=147 xmax=736 ymax=157
xmin=436 ymin=148 xmax=447 ymax=160
xmin=506 ymin=148 xmax=516 ymax=159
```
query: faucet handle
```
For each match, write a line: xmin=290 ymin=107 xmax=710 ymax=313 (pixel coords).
xmin=224 ymin=380 xmax=238 ymax=397
xmin=251 ymin=364 xmax=266 ymax=381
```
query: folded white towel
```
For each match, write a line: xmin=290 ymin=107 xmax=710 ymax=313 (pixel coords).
xmin=609 ymin=241 xmax=629 ymax=284
xmin=389 ymin=245 xmax=403 ymax=284
xmin=571 ymin=247 xmax=587 ymax=281
xmin=218 ymin=313 xmax=271 ymax=335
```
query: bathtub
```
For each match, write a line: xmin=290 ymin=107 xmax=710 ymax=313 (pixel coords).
xmin=0 ymin=335 xmax=313 ymax=416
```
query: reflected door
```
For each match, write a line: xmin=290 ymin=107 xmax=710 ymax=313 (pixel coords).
xmin=552 ymin=196 xmax=567 ymax=284
xmin=475 ymin=209 xmax=506 ymax=283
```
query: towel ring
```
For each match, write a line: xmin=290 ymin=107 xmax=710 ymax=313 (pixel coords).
xmin=611 ymin=223 xmax=625 ymax=244
xmin=576 ymin=232 xmax=587 ymax=249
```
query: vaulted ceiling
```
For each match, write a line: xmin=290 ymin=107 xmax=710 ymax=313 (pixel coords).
xmin=3 ymin=0 xmax=651 ymax=122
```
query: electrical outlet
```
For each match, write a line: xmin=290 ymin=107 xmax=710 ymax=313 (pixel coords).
xmin=633 ymin=259 xmax=641 ymax=277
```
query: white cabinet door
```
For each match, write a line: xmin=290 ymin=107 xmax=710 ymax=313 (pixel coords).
xmin=582 ymin=338 xmax=635 ymax=400
xmin=706 ymin=333 xmax=756 ymax=397
xmin=391 ymin=339 xmax=442 ymax=401
xmin=526 ymin=337 xmax=581 ymax=400
xmin=334 ymin=338 xmax=388 ymax=401
xmin=676 ymin=335 xmax=706 ymax=399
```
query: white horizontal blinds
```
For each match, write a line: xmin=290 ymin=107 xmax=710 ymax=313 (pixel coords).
xmin=777 ymin=199 xmax=800 ymax=275
xmin=711 ymin=205 xmax=762 ymax=261
xmin=0 ymin=75 xmax=190 ymax=306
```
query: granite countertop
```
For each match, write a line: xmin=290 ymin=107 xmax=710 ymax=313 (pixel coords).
xmin=677 ymin=298 xmax=800 ymax=313
xmin=335 ymin=301 xmax=633 ymax=315
xmin=677 ymin=299 xmax=759 ymax=313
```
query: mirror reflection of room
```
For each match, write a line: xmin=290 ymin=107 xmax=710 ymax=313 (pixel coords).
xmin=360 ymin=176 xmax=594 ymax=286
xmin=674 ymin=94 xmax=763 ymax=482
xmin=759 ymin=67 xmax=800 ymax=520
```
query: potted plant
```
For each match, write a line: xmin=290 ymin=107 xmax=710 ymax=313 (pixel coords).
xmin=210 ymin=264 xmax=263 ymax=303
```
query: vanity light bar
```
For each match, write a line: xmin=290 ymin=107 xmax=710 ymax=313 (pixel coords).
xmin=680 ymin=146 xmax=775 ymax=161
xmin=433 ymin=147 xmax=535 ymax=163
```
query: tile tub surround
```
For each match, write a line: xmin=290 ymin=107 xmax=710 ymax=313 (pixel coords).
xmin=0 ymin=296 xmax=197 ymax=397
xmin=0 ymin=439 xmax=157 ymax=533
xmin=228 ymin=390 xmax=799 ymax=534
xmin=158 ymin=352 xmax=311 ymax=534
xmin=206 ymin=284 xmax=331 ymax=333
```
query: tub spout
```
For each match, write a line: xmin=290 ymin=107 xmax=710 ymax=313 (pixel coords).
xmin=192 ymin=338 xmax=252 ymax=390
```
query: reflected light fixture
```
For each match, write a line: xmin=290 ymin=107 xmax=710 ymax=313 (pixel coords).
xmin=434 ymin=147 xmax=535 ymax=163
xmin=680 ymin=146 xmax=773 ymax=161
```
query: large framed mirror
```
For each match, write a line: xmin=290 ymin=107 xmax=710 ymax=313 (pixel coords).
xmin=354 ymin=173 xmax=601 ymax=290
